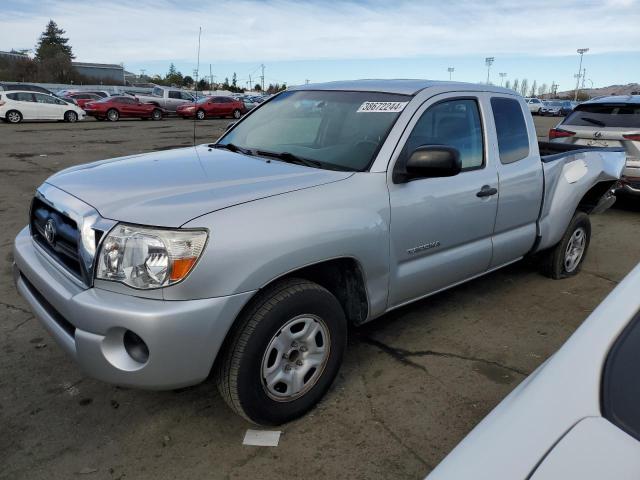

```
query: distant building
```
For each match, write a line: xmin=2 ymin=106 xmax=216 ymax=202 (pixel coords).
xmin=0 ymin=50 xmax=30 ymax=61
xmin=72 ymin=62 xmax=124 ymax=84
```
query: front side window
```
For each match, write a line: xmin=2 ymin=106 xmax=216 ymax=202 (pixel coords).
xmin=180 ymin=92 xmax=193 ymax=101
xmin=220 ymin=90 xmax=411 ymax=171
xmin=404 ymin=98 xmax=484 ymax=170
xmin=491 ymin=97 xmax=530 ymax=164
xmin=34 ymin=93 xmax=58 ymax=104
xmin=564 ymin=103 xmax=640 ymax=128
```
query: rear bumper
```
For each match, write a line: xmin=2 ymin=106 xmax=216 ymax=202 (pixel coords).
xmin=620 ymin=163 xmax=640 ymax=195
xmin=13 ymin=227 xmax=254 ymax=389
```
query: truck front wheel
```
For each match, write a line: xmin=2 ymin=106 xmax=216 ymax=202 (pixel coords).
xmin=216 ymin=278 xmax=347 ymax=425
xmin=541 ymin=211 xmax=591 ymax=279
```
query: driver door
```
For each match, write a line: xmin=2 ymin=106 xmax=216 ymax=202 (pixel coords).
xmin=387 ymin=94 xmax=498 ymax=307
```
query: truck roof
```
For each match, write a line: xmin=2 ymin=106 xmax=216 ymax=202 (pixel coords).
xmin=289 ymin=79 xmax=516 ymax=96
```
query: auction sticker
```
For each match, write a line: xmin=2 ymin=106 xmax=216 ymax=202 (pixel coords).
xmin=357 ymin=101 xmax=408 ymax=113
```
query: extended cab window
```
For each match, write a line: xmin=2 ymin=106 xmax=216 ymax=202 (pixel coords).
xmin=168 ymin=91 xmax=181 ymax=99
xmin=491 ymin=97 xmax=530 ymax=164
xmin=404 ymin=99 xmax=484 ymax=170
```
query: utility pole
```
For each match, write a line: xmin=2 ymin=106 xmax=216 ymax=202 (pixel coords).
xmin=485 ymin=57 xmax=494 ymax=85
xmin=499 ymin=72 xmax=507 ymax=86
xmin=447 ymin=67 xmax=454 ymax=81
xmin=574 ymin=48 xmax=589 ymax=101
xmin=305 ymin=79 xmax=310 ymax=85
xmin=551 ymin=82 xmax=558 ymax=98
xmin=139 ymin=69 xmax=145 ymax=79
xmin=209 ymin=64 xmax=213 ymax=90
xmin=260 ymin=64 xmax=265 ymax=92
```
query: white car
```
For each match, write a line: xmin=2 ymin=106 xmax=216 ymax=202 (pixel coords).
xmin=525 ymin=97 xmax=544 ymax=114
xmin=427 ymin=262 xmax=640 ymax=479
xmin=0 ymin=90 xmax=85 ymax=123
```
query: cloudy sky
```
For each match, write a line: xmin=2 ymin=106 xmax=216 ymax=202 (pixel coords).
xmin=2 ymin=0 xmax=639 ymax=90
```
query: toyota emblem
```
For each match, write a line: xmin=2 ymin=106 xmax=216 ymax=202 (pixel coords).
xmin=44 ymin=218 xmax=57 ymax=245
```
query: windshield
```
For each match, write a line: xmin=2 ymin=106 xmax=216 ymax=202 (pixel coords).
xmin=195 ymin=96 xmax=210 ymax=104
xmin=564 ymin=103 xmax=640 ymax=128
xmin=218 ymin=90 xmax=411 ymax=171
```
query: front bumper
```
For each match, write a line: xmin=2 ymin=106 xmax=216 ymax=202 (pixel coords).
xmin=13 ymin=227 xmax=254 ymax=389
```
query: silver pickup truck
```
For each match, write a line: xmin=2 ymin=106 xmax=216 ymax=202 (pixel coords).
xmin=13 ymin=80 xmax=625 ymax=425
xmin=135 ymin=85 xmax=195 ymax=112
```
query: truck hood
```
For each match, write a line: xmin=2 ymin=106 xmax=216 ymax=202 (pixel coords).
xmin=46 ymin=145 xmax=353 ymax=227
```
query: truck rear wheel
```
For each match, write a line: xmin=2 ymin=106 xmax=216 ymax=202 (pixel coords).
xmin=216 ymin=278 xmax=347 ymax=425
xmin=541 ymin=211 xmax=591 ymax=279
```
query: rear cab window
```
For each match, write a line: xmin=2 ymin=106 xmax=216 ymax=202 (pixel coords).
xmin=564 ymin=103 xmax=640 ymax=128
xmin=490 ymin=97 xmax=530 ymax=164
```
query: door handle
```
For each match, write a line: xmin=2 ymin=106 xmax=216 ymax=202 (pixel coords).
xmin=476 ymin=185 xmax=498 ymax=198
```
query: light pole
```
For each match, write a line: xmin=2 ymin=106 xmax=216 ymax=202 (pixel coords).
xmin=485 ymin=57 xmax=494 ymax=84
xmin=574 ymin=48 xmax=589 ymax=101
xmin=499 ymin=72 xmax=507 ymax=86
xmin=448 ymin=67 xmax=454 ymax=81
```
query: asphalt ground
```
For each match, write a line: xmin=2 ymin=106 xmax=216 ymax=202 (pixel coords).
xmin=1 ymin=115 xmax=639 ymax=479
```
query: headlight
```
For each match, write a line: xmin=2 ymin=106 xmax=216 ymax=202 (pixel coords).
xmin=96 ymin=224 xmax=208 ymax=289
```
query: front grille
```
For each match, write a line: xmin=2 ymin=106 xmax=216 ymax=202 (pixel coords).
xmin=30 ymin=197 xmax=83 ymax=279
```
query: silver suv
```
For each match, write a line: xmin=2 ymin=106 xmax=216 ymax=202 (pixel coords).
xmin=550 ymin=95 xmax=640 ymax=195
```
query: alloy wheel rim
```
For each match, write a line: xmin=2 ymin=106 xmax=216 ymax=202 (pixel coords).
xmin=564 ymin=227 xmax=586 ymax=272
xmin=197 ymin=110 xmax=204 ymax=119
xmin=261 ymin=314 xmax=330 ymax=402
xmin=8 ymin=112 xmax=19 ymax=122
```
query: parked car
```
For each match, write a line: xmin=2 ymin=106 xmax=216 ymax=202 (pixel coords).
xmin=176 ymin=96 xmax=244 ymax=119
xmin=0 ymin=83 xmax=55 ymax=95
xmin=57 ymin=89 xmax=111 ymax=99
xmin=525 ymin=97 xmax=544 ymax=114
xmin=82 ymin=96 xmax=165 ymax=121
xmin=242 ymin=97 xmax=259 ymax=112
xmin=135 ymin=86 xmax=195 ymax=112
xmin=541 ymin=100 xmax=574 ymax=116
xmin=427 ymin=261 xmax=640 ymax=480
xmin=0 ymin=90 xmax=85 ymax=123
xmin=64 ymin=92 xmax=104 ymax=109
xmin=550 ymin=95 xmax=640 ymax=196
xmin=13 ymin=80 xmax=625 ymax=425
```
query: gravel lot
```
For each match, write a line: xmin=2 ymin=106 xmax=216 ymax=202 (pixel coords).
xmin=1 ymin=116 xmax=639 ymax=480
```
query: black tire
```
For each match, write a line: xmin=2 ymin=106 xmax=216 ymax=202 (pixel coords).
xmin=106 ymin=109 xmax=119 ymax=122
xmin=232 ymin=109 xmax=242 ymax=119
xmin=64 ymin=110 xmax=78 ymax=123
xmin=541 ymin=211 xmax=591 ymax=279
xmin=196 ymin=109 xmax=205 ymax=120
xmin=216 ymin=278 xmax=347 ymax=425
xmin=151 ymin=109 xmax=162 ymax=121
xmin=5 ymin=110 xmax=22 ymax=124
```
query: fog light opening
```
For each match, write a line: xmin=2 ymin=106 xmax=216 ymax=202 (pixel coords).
xmin=123 ymin=330 xmax=149 ymax=364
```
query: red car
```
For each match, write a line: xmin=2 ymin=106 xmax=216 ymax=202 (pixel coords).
xmin=176 ymin=96 xmax=244 ymax=120
xmin=83 ymin=96 xmax=164 ymax=122
xmin=64 ymin=92 xmax=104 ymax=109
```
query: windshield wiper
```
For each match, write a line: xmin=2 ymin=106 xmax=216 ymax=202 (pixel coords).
xmin=255 ymin=150 xmax=323 ymax=168
xmin=582 ymin=117 xmax=606 ymax=127
xmin=209 ymin=143 xmax=253 ymax=156
xmin=255 ymin=150 xmax=356 ymax=172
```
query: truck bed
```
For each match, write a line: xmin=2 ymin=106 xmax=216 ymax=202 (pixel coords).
xmin=535 ymin=142 xmax=626 ymax=252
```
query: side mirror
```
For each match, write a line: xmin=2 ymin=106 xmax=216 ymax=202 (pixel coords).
xmin=225 ymin=122 xmax=236 ymax=131
xmin=394 ymin=145 xmax=461 ymax=183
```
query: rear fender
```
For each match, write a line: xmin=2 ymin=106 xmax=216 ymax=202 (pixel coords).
xmin=535 ymin=149 xmax=625 ymax=252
